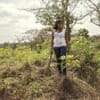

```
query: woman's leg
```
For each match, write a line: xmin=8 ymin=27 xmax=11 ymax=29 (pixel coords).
xmin=60 ymin=46 xmax=67 ymax=75
xmin=53 ymin=47 xmax=62 ymax=73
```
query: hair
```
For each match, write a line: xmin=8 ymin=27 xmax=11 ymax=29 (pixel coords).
xmin=54 ymin=19 xmax=64 ymax=30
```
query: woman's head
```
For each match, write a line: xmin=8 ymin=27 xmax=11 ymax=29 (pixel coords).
xmin=54 ymin=20 xmax=64 ymax=30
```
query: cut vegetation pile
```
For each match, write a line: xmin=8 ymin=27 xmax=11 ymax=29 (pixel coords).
xmin=0 ymin=63 xmax=99 ymax=100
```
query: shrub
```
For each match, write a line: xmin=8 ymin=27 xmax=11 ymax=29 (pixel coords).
xmin=71 ymin=36 xmax=94 ymax=64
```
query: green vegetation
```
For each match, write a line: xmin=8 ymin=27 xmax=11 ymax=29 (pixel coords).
xmin=0 ymin=0 xmax=100 ymax=99
xmin=0 ymin=34 xmax=100 ymax=99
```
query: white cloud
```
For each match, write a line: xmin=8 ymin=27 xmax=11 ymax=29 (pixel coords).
xmin=0 ymin=1 xmax=42 ymax=43
xmin=0 ymin=0 xmax=100 ymax=43
xmin=0 ymin=0 xmax=41 ymax=9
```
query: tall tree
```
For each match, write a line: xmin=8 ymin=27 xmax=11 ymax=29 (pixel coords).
xmin=35 ymin=0 xmax=89 ymax=51
xmin=86 ymin=0 xmax=100 ymax=26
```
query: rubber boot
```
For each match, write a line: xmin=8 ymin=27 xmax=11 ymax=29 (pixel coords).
xmin=62 ymin=59 xmax=67 ymax=75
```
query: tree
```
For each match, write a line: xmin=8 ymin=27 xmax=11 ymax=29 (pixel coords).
xmin=34 ymin=0 xmax=90 ymax=52
xmin=76 ymin=28 xmax=89 ymax=38
xmin=86 ymin=0 xmax=100 ymax=26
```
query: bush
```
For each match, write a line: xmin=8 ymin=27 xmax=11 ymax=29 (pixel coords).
xmin=68 ymin=36 xmax=100 ymax=82
xmin=71 ymin=36 xmax=94 ymax=64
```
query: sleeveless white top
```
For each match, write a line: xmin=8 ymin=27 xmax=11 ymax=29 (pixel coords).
xmin=53 ymin=29 xmax=67 ymax=47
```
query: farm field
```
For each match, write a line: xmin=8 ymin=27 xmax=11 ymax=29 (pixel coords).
xmin=0 ymin=35 xmax=100 ymax=100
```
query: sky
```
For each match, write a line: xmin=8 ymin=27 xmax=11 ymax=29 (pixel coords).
xmin=0 ymin=0 xmax=100 ymax=43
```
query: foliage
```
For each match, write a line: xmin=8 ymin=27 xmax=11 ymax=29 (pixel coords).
xmin=36 ymin=0 xmax=88 ymax=25
xmin=0 ymin=45 xmax=48 ymax=66
xmin=76 ymin=28 xmax=89 ymax=38
xmin=68 ymin=36 xmax=100 ymax=82
xmin=0 ymin=35 xmax=100 ymax=98
xmin=71 ymin=36 xmax=94 ymax=64
xmin=86 ymin=0 xmax=100 ymax=26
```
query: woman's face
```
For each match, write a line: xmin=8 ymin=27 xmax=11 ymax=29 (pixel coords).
xmin=57 ymin=23 xmax=64 ymax=30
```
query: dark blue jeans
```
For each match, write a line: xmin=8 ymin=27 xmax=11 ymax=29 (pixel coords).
xmin=53 ymin=46 xmax=67 ymax=74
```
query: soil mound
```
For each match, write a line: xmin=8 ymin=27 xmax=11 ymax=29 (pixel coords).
xmin=55 ymin=76 xmax=100 ymax=100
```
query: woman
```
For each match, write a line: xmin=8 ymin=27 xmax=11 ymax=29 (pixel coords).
xmin=51 ymin=20 xmax=70 ymax=75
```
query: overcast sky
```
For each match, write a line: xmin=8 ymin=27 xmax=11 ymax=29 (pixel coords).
xmin=0 ymin=0 xmax=100 ymax=43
